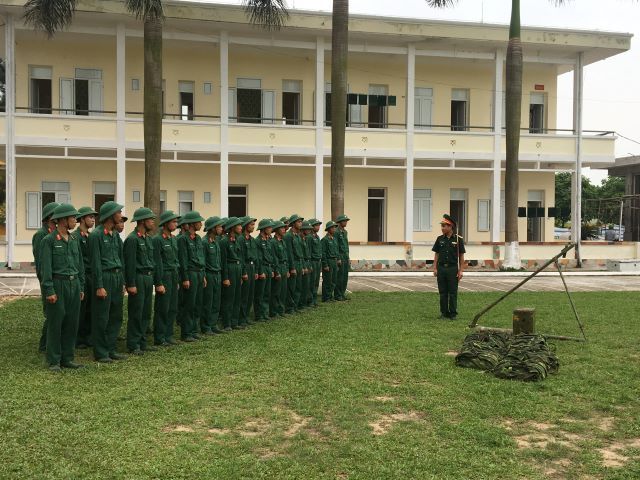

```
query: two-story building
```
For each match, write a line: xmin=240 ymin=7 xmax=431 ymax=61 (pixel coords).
xmin=0 ymin=0 xmax=634 ymax=268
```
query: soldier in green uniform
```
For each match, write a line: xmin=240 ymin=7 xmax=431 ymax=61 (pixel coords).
xmin=33 ymin=201 xmax=60 ymax=352
xmin=306 ymin=218 xmax=323 ymax=307
xmin=201 ymin=216 xmax=225 ymax=335
xmin=300 ymin=222 xmax=313 ymax=309
xmin=89 ymin=201 xmax=127 ymax=363
xmin=175 ymin=216 xmax=187 ymax=328
xmin=124 ymin=207 xmax=158 ymax=355
xmin=321 ymin=221 xmax=340 ymax=302
xmin=220 ymin=217 xmax=245 ymax=331
xmin=270 ymin=220 xmax=289 ymax=317
xmin=114 ymin=214 xmax=127 ymax=341
xmin=72 ymin=206 xmax=97 ymax=348
xmin=334 ymin=214 xmax=351 ymax=301
xmin=432 ymin=214 xmax=466 ymax=320
xmin=254 ymin=219 xmax=275 ymax=322
xmin=152 ymin=210 xmax=180 ymax=346
xmin=40 ymin=203 xmax=85 ymax=371
xmin=238 ymin=216 xmax=258 ymax=326
xmin=284 ymin=214 xmax=305 ymax=313
xmin=279 ymin=216 xmax=290 ymax=231
xmin=177 ymin=211 xmax=207 ymax=342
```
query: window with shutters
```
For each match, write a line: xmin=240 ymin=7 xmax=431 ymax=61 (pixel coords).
xmin=228 ymin=185 xmax=247 ymax=218
xmin=178 ymin=191 xmax=194 ymax=216
xmin=179 ymin=81 xmax=195 ymax=120
xmin=93 ymin=181 xmax=115 ymax=212
xmin=282 ymin=80 xmax=302 ymax=125
xmin=27 ymin=182 xmax=71 ymax=229
xmin=451 ymin=88 xmax=470 ymax=131
xmin=60 ymin=69 xmax=103 ymax=116
xmin=414 ymin=87 xmax=433 ymax=129
xmin=29 ymin=66 xmax=52 ymax=114
xmin=477 ymin=199 xmax=491 ymax=232
xmin=413 ymin=189 xmax=432 ymax=232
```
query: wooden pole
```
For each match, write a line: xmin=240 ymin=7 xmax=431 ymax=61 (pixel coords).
xmin=554 ymin=260 xmax=587 ymax=341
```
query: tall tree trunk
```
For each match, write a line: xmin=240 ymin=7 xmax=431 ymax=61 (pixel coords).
xmin=143 ymin=17 xmax=162 ymax=223
xmin=330 ymin=0 xmax=348 ymax=221
xmin=503 ymin=0 xmax=522 ymax=269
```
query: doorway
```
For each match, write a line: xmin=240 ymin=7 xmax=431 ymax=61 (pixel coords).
xmin=368 ymin=188 xmax=386 ymax=242
xmin=527 ymin=190 xmax=545 ymax=241
xmin=449 ymin=189 xmax=467 ymax=238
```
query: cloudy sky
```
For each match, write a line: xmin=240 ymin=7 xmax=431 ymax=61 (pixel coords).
xmin=190 ymin=0 xmax=639 ymax=183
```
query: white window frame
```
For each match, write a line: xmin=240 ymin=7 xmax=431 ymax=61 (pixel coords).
xmin=413 ymin=189 xmax=432 ymax=232
xmin=178 ymin=190 xmax=194 ymax=216
xmin=92 ymin=181 xmax=116 ymax=210
xmin=29 ymin=65 xmax=53 ymax=114
xmin=477 ymin=199 xmax=491 ymax=232
xmin=28 ymin=182 xmax=71 ymax=229
xmin=414 ymin=87 xmax=433 ymax=130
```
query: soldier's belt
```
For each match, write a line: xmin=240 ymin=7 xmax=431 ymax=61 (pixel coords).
xmin=247 ymin=261 xmax=255 ymax=265
xmin=53 ymin=274 xmax=78 ymax=281
xmin=188 ymin=268 xmax=204 ymax=272
xmin=104 ymin=268 xmax=121 ymax=273
xmin=205 ymin=268 xmax=221 ymax=273
xmin=137 ymin=270 xmax=153 ymax=276
xmin=227 ymin=260 xmax=240 ymax=265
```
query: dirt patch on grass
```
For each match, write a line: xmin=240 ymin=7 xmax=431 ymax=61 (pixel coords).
xmin=444 ymin=350 xmax=459 ymax=357
xmin=0 ymin=296 xmax=20 ymax=306
xmin=599 ymin=438 xmax=640 ymax=468
xmin=369 ymin=411 xmax=424 ymax=436
xmin=372 ymin=396 xmax=395 ymax=402
xmin=163 ymin=425 xmax=195 ymax=433
xmin=207 ymin=428 xmax=230 ymax=436
xmin=283 ymin=411 xmax=311 ymax=438
xmin=239 ymin=419 xmax=270 ymax=438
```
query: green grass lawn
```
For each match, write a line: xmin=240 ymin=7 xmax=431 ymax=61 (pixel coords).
xmin=1 ymin=291 xmax=639 ymax=479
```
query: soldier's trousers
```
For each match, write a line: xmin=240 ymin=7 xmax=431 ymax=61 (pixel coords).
xmin=240 ymin=263 xmax=256 ymax=325
xmin=201 ymin=270 xmax=222 ymax=333
xmin=45 ymin=277 xmax=81 ymax=366
xmin=126 ymin=273 xmax=153 ymax=351
xmin=437 ymin=265 xmax=459 ymax=317
xmin=271 ymin=266 xmax=287 ymax=316
xmin=286 ymin=262 xmax=302 ymax=313
xmin=254 ymin=266 xmax=272 ymax=321
xmin=38 ymin=275 xmax=47 ymax=352
xmin=322 ymin=259 xmax=338 ymax=301
xmin=181 ymin=270 xmax=204 ymax=339
xmin=154 ymin=269 xmax=178 ymax=344
xmin=76 ymin=276 xmax=93 ymax=346
xmin=310 ymin=260 xmax=321 ymax=306
xmin=92 ymin=270 xmax=124 ymax=360
xmin=222 ymin=263 xmax=242 ymax=328
xmin=334 ymin=256 xmax=350 ymax=300
xmin=299 ymin=266 xmax=310 ymax=310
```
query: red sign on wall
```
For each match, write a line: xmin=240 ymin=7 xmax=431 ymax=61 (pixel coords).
xmin=534 ymin=84 xmax=545 ymax=91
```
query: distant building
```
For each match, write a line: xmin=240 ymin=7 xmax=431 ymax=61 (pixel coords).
xmin=608 ymin=156 xmax=640 ymax=241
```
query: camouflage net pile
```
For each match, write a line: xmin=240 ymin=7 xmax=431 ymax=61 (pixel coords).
xmin=455 ymin=331 xmax=559 ymax=382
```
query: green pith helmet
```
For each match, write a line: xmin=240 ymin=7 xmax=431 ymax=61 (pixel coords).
xmin=224 ymin=216 xmax=242 ymax=231
xmin=204 ymin=216 xmax=221 ymax=232
xmin=99 ymin=201 xmax=124 ymax=223
xmin=159 ymin=210 xmax=180 ymax=227
xmin=301 ymin=221 xmax=313 ymax=231
xmin=241 ymin=215 xmax=257 ymax=228
xmin=336 ymin=214 xmax=350 ymax=223
xmin=258 ymin=218 xmax=274 ymax=230
xmin=75 ymin=206 xmax=97 ymax=220
xmin=288 ymin=213 xmax=303 ymax=224
xmin=271 ymin=220 xmax=285 ymax=230
xmin=42 ymin=202 xmax=61 ymax=221
xmin=131 ymin=207 xmax=155 ymax=223
xmin=51 ymin=203 xmax=79 ymax=221
xmin=308 ymin=218 xmax=322 ymax=226
xmin=325 ymin=220 xmax=337 ymax=231
xmin=181 ymin=210 xmax=205 ymax=225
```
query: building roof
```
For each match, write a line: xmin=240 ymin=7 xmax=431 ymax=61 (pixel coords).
xmin=608 ymin=156 xmax=640 ymax=176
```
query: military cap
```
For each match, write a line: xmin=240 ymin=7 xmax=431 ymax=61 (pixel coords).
xmin=224 ymin=216 xmax=243 ymax=230
xmin=241 ymin=215 xmax=257 ymax=228
xmin=159 ymin=210 xmax=180 ymax=227
xmin=181 ymin=210 xmax=205 ymax=224
xmin=308 ymin=218 xmax=322 ymax=226
xmin=131 ymin=207 xmax=155 ymax=223
xmin=258 ymin=218 xmax=274 ymax=230
xmin=336 ymin=214 xmax=350 ymax=223
xmin=440 ymin=214 xmax=456 ymax=227
xmin=271 ymin=220 xmax=286 ymax=230
xmin=42 ymin=202 xmax=61 ymax=221
xmin=99 ymin=201 xmax=124 ymax=223
xmin=301 ymin=221 xmax=313 ymax=231
xmin=288 ymin=213 xmax=303 ymax=223
xmin=75 ymin=206 xmax=97 ymax=220
xmin=51 ymin=203 xmax=79 ymax=221
xmin=325 ymin=220 xmax=338 ymax=231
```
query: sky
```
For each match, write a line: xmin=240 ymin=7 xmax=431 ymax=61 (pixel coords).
xmin=186 ymin=0 xmax=640 ymax=183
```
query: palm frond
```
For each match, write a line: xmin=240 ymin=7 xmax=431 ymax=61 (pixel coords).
xmin=243 ymin=0 xmax=289 ymax=31
xmin=125 ymin=0 xmax=165 ymax=22
xmin=425 ymin=0 xmax=459 ymax=7
xmin=23 ymin=0 xmax=77 ymax=38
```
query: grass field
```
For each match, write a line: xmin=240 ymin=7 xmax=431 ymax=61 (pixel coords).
xmin=1 ymin=291 xmax=639 ymax=479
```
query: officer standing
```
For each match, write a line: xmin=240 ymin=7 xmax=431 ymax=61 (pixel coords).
xmin=177 ymin=211 xmax=207 ymax=342
xmin=201 ymin=216 xmax=225 ymax=335
xmin=39 ymin=203 xmax=85 ymax=371
xmin=152 ymin=210 xmax=180 ymax=346
xmin=306 ymin=218 xmax=323 ymax=307
xmin=89 ymin=201 xmax=127 ymax=363
xmin=33 ymin=201 xmax=60 ymax=352
xmin=238 ymin=216 xmax=258 ymax=327
xmin=284 ymin=214 xmax=305 ymax=313
xmin=432 ymin=214 xmax=466 ymax=320
xmin=220 ymin=217 xmax=245 ymax=331
xmin=270 ymin=220 xmax=289 ymax=318
xmin=321 ymin=221 xmax=340 ymax=302
xmin=124 ymin=207 xmax=159 ymax=355
xmin=254 ymin=219 xmax=275 ymax=322
xmin=334 ymin=214 xmax=351 ymax=301
xmin=72 ymin=206 xmax=97 ymax=348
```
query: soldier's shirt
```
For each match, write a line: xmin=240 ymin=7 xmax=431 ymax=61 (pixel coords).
xmin=39 ymin=229 xmax=85 ymax=297
xmin=72 ymin=229 xmax=92 ymax=275
xmin=306 ymin=233 xmax=322 ymax=261
xmin=431 ymin=234 xmax=466 ymax=266
xmin=152 ymin=232 xmax=179 ymax=287
xmin=321 ymin=234 xmax=339 ymax=269
xmin=270 ymin=236 xmax=288 ymax=270
xmin=177 ymin=233 xmax=206 ymax=282
xmin=32 ymin=226 xmax=54 ymax=279
xmin=284 ymin=231 xmax=305 ymax=267
xmin=203 ymin=236 xmax=222 ymax=273
xmin=257 ymin=234 xmax=275 ymax=275
xmin=219 ymin=234 xmax=245 ymax=282
xmin=238 ymin=233 xmax=259 ymax=269
xmin=89 ymin=227 xmax=123 ymax=290
xmin=335 ymin=227 xmax=350 ymax=258
xmin=124 ymin=230 xmax=155 ymax=288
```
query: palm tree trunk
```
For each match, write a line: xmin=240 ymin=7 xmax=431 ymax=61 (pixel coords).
xmin=503 ymin=0 xmax=522 ymax=269
xmin=330 ymin=0 xmax=348 ymax=221
xmin=143 ymin=17 xmax=163 ymax=222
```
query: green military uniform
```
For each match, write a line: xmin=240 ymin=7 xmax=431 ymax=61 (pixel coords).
xmin=284 ymin=214 xmax=305 ymax=313
xmin=40 ymin=204 xmax=85 ymax=369
xmin=300 ymin=222 xmax=313 ymax=309
xmin=321 ymin=221 xmax=340 ymax=302
xmin=220 ymin=217 xmax=245 ymax=330
xmin=254 ymin=219 xmax=275 ymax=322
xmin=152 ymin=211 xmax=180 ymax=346
xmin=432 ymin=217 xmax=466 ymax=319
xmin=177 ymin=211 xmax=206 ymax=341
xmin=270 ymin=221 xmax=288 ymax=317
xmin=201 ymin=216 xmax=224 ymax=334
xmin=334 ymin=214 xmax=351 ymax=301
xmin=90 ymin=201 xmax=126 ymax=362
xmin=72 ymin=207 xmax=97 ymax=348
xmin=33 ymin=202 xmax=60 ymax=352
xmin=238 ymin=216 xmax=258 ymax=326
xmin=306 ymin=219 xmax=323 ymax=307
xmin=176 ymin=219 xmax=187 ymax=328
xmin=124 ymin=208 xmax=156 ymax=353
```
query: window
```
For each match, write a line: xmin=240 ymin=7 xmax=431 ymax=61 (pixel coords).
xmin=529 ymin=92 xmax=546 ymax=134
xmin=236 ymin=78 xmax=261 ymax=124
xmin=368 ymin=188 xmax=386 ymax=242
xmin=131 ymin=78 xmax=140 ymax=91
xmin=501 ymin=190 xmax=505 ymax=232
xmin=203 ymin=82 xmax=212 ymax=95
xmin=368 ymin=84 xmax=388 ymax=129
xmin=27 ymin=182 xmax=71 ymax=229
xmin=228 ymin=185 xmax=247 ymax=218
xmin=93 ymin=181 xmax=115 ymax=213
xmin=0 ymin=59 xmax=5 ymax=112
xmin=478 ymin=199 xmax=491 ymax=232
xmin=203 ymin=191 xmax=211 ymax=204
xmin=527 ymin=190 xmax=545 ymax=242
xmin=282 ymin=80 xmax=302 ymax=125
xmin=178 ymin=191 xmax=194 ymax=215
xmin=451 ymin=88 xmax=469 ymax=131
xmin=413 ymin=189 xmax=432 ymax=232
xmin=179 ymin=81 xmax=195 ymax=120
xmin=324 ymin=82 xmax=332 ymax=127
xmin=450 ymin=189 xmax=467 ymax=238
xmin=29 ymin=66 xmax=52 ymax=114
xmin=414 ymin=87 xmax=433 ymax=129
xmin=132 ymin=190 xmax=141 ymax=203
xmin=60 ymin=69 xmax=103 ymax=116
xmin=160 ymin=190 xmax=167 ymax=214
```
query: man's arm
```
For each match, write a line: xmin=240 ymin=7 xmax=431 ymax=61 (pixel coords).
xmin=89 ymin=233 xmax=104 ymax=290
xmin=124 ymin=236 xmax=137 ymax=289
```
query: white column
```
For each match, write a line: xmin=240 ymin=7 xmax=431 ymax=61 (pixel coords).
xmin=572 ymin=52 xmax=584 ymax=265
xmin=315 ymin=37 xmax=325 ymax=220
xmin=491 ymin=49 xmax=505 ymax=243
xmin=404 ymin=44 xmax=415 ymax=243
xmin=5 ymin=15 xmax=15 ymax=268
xmin=116 ymin=23 xmax=126 ymax=211
xmin=219 ymin=31 xmax=229 ymax=217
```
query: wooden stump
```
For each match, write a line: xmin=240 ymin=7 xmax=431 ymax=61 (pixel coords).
xmin=513 ymin=308 xmax=535 ymax=335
